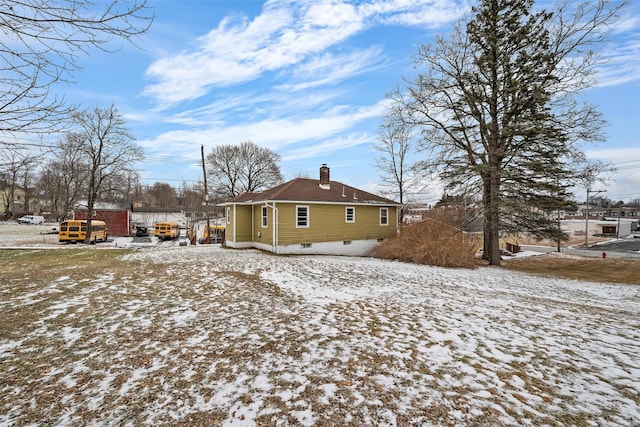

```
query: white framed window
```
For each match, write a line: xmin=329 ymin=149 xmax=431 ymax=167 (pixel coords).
xmin=261 ymin=206 xmax=268 ymax=228
xmin=226 ymin=207 xmax=231 ymax=224
xmin=380 ymin=207 xmax=389 ymax=226
xmin=345 ymin=206 xmax=355 ymax=223
xmin=296 ymin=205 xmax=309 ymax=228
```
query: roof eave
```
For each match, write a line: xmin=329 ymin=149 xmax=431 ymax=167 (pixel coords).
xmin=221 ymin=199 xmax=401 ymax=206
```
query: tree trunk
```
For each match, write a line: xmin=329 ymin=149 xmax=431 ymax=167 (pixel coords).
xmin=84 ymin=175 xmax=97 ymax=244
xmin=486 ymin=166 xmax=502 ymax=266
xmin=482 ymin=177 xmax=491 ymax=262
xmin=482 ymin=164 xmax=501 ymax=266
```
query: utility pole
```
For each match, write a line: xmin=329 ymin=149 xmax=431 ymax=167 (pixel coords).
xmin=585 ymin=188 xmax=606 ymax=247
xmin=201 ymin=145 xmax=210 ymax=244
xmin=617 ymin=205 xmax=621 ymax=239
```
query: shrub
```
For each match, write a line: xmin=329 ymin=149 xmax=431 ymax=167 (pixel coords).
xmin=370 ymin=216 xmax=481 ymax=269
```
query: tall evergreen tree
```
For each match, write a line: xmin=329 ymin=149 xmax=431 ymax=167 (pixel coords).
xmin=397 ymin=0 xmax=623 ymax=265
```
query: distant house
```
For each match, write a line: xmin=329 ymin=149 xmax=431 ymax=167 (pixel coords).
xmin=221 ymin=164 xmax=400 ymax=255
xmin=1 ymin=186 xmax=41 ymax=219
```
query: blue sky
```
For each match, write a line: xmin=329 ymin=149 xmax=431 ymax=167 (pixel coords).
xmin=62 ymin=0 xmax=639 ymax=204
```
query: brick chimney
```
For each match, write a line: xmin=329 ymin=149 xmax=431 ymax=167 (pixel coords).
xmin=319 ymin=164 xmax=330 ymax=189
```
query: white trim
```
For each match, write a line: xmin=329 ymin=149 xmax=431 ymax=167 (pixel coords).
xmin=380 ymin=207 xmax=389 ymax=226
xmin=296 ymin=205 xmax=309 ymax=228
xmin=265 ymin=202 xmax=279 ymax=253
xmin=261 ymin=205 xmax=268 ymax=228
xmin=345 ymin=206 xmax=355 ymax=223
xmin=221 ymin=200 xmax=400 ymax=207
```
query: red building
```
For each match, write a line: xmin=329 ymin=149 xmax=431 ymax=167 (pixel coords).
xmin=73 ymin=204 xmax=132 ymax=236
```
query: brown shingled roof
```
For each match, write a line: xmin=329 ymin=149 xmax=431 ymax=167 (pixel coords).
xmin=224 ymin=178 xmax=398 ymax=205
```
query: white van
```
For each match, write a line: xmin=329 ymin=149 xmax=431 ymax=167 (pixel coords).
xmin=17 ymin=215 xmax=45 ymax=225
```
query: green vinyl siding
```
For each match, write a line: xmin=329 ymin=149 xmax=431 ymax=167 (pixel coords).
xmin=276 ymin=203 xmax=397 ymax=244
xmin=252 ymin=205 xmax=272 ymax=243
xmin=233 ymin=205 xmax=253 ymax=242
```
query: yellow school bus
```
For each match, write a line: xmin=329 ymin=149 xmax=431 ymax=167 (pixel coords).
xmin=59 ymin=220 xmax=108 ymax=244
xmin=205 ymin=224 xmax=225 ymax=243
xmin=154 ymin=221 xmax=180 ymax=240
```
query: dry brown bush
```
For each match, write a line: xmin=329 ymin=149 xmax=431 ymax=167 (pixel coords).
xmin=370 ymin=216 xmax=481 ymax=269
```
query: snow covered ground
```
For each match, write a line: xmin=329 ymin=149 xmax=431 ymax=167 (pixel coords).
xmin=1 ymin=223 xmax=639 ymax=425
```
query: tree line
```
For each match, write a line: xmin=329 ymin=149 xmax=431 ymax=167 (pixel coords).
xmin=1 ymin=115 xmax=283 ymax=221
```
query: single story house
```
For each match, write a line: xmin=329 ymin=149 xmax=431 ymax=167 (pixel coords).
xmin=562 ymin=218 xmax=634 ymax=238
xmin=221 ymin=164 xmax=400 ymax=255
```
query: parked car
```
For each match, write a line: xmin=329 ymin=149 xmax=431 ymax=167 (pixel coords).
xmin=135 ymin=226 xmax=149 ymax=237
xmin=17 ymin=215 xmax=45 ymax=225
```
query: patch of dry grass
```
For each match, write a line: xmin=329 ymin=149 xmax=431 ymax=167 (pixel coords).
xmin=1 ymin=247 xmax=639 ymax=425
xmin=502 ymin=254 xmax=640 ymax=285
xmin=2 ymin=248 xmax=131 ymax=277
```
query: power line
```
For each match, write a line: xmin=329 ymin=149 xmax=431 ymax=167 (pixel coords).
xmin=139 ymin=176 xmax=201 ymax=183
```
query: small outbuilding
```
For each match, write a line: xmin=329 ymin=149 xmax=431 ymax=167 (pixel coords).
xmin=73 ymin=202 xmax=131 ymax=236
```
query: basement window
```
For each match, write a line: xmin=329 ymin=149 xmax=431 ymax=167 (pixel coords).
xmin=343 ymin=240 xmax=352 ymax=245
xmin=301 ymin=243 xmax=312 ymax=249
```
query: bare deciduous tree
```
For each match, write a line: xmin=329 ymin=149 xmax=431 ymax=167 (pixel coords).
xmin=207 ymin=140 xmax=283 ymax=198
xmin=0 ymin=146 xmax=40 ymax=218
xmin=0 ymin=0 xmax=153 ymax=135
xmin=375 ymin=101 xmax=416 ymax=209
xmin=39 ymin=133 xmax=90 ymax=221
xmin=70 ymin=104 xmax=143 ymax=242
xmin=148 ymin=182 xmax=177 ymax=207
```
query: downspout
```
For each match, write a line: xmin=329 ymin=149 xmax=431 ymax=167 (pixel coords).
xmin=266 ymin=202 xmax=278 ymax=253
xmin=233 ymin=204 xmax=237 ymax=243
xmin=273 ymin=204 xmax=278 ymax=254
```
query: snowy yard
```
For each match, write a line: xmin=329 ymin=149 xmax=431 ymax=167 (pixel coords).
xmin=1 ymin=224 xmax=639 ymax=425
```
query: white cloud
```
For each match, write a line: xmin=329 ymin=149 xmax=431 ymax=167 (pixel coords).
xmin=277 ymin=46 xmax=387 ymax=91
xmin=594 ymin=2 xmax=640 ymax=87
xmin=142 ymin=0 xmax=466 ymax=108
xmin=139 ymin=100 xmax=388 ymax=159
xmin=369 ymin=0 xmax=470 ymax=27
xmin=585 ymin=147 xmax=640 ymax=162
xmin=143 ymin=1 xmax=362 ymax=107
xmin=584 ymin=147 xmax=640 ymax=201
xmin=597 ymin=38 xmax=640 ymax=87
xmin=281 ymin=133 xmax=374 ymax=161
